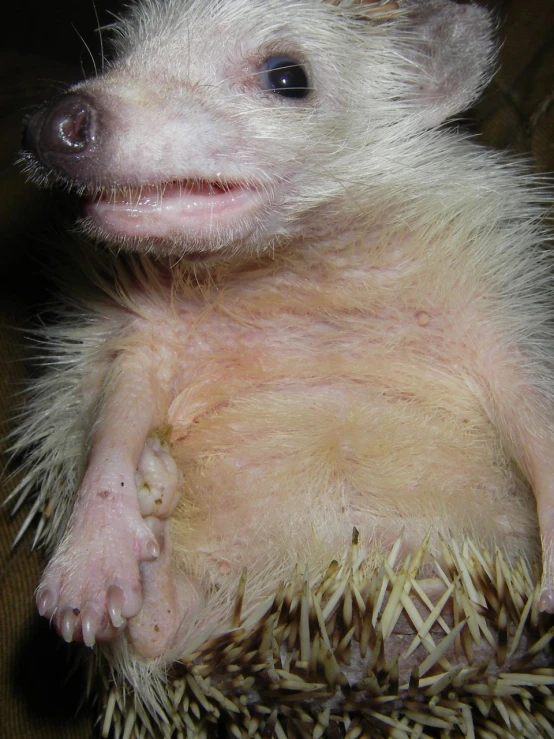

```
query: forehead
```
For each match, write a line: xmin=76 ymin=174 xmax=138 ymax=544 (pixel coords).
xmin=111 ymin=0 xmax=359 ymax=56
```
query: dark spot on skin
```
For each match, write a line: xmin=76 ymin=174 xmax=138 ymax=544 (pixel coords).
xmin=98 ymin=490 xmax=109 ymax=499
xmin=73 ymin=608 xmax=80 ymax=616
xmin=121 ymin=482 xmax=125 ymax=487
xmin=154 ymin=625 xmax=159 ymax=632
xmin=155 ymin=498 xmax=162 ymax=505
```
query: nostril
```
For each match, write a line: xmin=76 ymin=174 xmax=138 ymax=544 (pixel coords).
xmin=22 ymin=93 xmax=97 ymax=162
xmin=52 ymin=97 xmax=95 ymax=152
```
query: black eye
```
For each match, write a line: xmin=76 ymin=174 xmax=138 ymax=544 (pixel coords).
xmin=260 ymin=56 xmax=310 ymax=99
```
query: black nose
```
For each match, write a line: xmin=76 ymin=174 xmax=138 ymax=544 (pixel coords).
xmin=22 ymin=93 xmax=97 ymax=172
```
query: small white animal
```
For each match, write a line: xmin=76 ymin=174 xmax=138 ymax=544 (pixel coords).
xmin=14 ymin=0 xmax=554 ymax=686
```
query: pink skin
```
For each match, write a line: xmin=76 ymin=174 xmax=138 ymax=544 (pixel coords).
xmin=36 ymin=350 xmax=177 ymax=647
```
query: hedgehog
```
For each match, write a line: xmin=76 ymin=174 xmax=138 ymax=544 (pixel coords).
xmin=9 ymin=0 xmax=554 ymax=736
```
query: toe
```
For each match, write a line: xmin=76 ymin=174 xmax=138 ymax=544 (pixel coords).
xmin=108 ymin=581 xmax=143 ymax=621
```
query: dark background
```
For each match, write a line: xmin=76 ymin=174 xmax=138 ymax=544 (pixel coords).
xmin=0 ymin=1 xmax=553 ymax=737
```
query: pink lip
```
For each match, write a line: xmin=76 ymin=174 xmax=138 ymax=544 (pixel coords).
xmin=85 ymin=179 xmax=263 ymax=238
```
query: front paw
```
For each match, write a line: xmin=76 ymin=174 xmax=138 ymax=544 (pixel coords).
xmin=36 ymin=492 xmax=160 ymax=646
xmin=136 ymin=432 xmax=182 ymax=519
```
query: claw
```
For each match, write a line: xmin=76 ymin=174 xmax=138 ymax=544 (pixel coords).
xmin=539 ymin=588 xmax=554 ymax=613
xmin=107 ymin=584 xmax=126 ymax=628
xmin=59 ymin=607 xmax=80 ymax=643
xmin=144 ymin=538 xmax=160 ymax=560
xmin=81 ymin=605 xmax=105 ymax=647
xmin=37 ymin=588 xmax=56 ymax=617
xmin=137 ymin=530 xmax=160 ymax=561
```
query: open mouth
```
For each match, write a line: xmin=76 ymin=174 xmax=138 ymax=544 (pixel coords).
xmin=85 ymin=178 xmax=263 ymax=239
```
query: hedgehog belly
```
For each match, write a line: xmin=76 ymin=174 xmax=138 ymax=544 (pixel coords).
xmin=161 ymin=379 xmax=538 ymax=656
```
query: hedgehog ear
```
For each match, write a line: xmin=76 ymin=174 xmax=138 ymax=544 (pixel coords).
xmin=346 ymin=0 xmax=496 ymax=128
xmin=399 ymin=0 xmax=496 ymax=127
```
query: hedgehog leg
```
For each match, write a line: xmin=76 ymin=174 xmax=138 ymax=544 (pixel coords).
xmin=126 ymin=432 xmax=188 ymax=658
xmin=531 ymin=467 xmax=554 ymax=613
xmin=126 ymin=516 xmax=191 ymax=658
xmin=36 ymin=348 xmax=175 ymax=646
xmin=36 ymin=455 xmax=162 ymax=646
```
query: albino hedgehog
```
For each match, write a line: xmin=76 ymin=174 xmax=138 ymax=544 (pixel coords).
xmin=12 ymin=0 xmax=554 ymax=708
